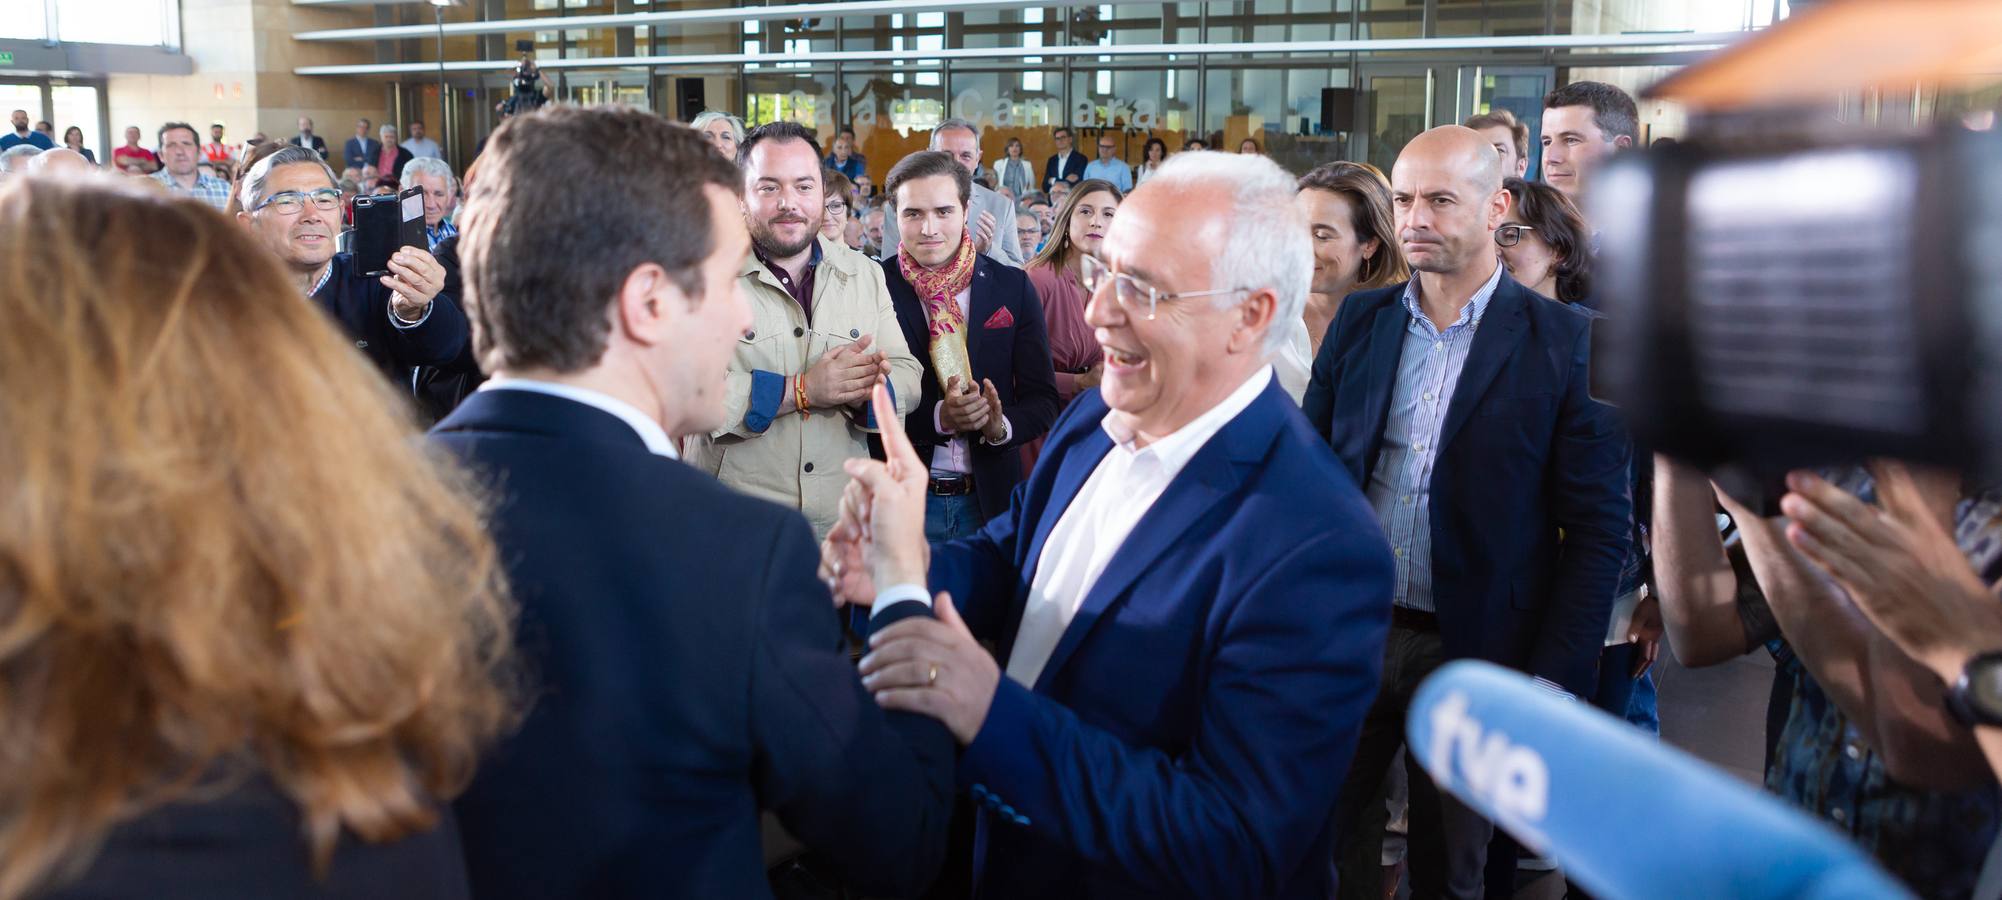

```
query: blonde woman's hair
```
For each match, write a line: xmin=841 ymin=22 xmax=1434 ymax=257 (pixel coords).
xmin=0 ymin=177 xmax=518 ymax=899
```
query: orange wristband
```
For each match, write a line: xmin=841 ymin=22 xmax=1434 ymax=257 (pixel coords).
xmin=794 ymin=375 xmax=810 ymax=417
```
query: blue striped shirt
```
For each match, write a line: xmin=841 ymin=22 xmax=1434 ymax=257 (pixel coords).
xmin=1364 ymin=261 xmax=1504 ymax=612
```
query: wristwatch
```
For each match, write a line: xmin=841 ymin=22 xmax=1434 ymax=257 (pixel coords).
xmin=1945 ymin=651 xmax=2002 ymax=728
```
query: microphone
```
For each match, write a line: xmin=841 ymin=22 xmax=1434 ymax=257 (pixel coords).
xmin=1405 ymin=660 xmax=1911 ymax=900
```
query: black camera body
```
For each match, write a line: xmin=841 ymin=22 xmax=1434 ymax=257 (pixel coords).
xmin=1589 ymin=123 xmax=2002 ymax=504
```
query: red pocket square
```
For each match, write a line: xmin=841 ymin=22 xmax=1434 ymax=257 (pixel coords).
xmin=983 ymin=307 xmax=1016 ymax=329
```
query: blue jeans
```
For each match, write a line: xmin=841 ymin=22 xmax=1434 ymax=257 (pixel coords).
xmin=1589 ymin=643 xmax=1661 ymax=736
xmin=924 ymin=492 xmax=980 ymax=543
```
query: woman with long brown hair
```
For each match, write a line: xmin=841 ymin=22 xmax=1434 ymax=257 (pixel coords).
xmin=1019 ymin=178 xmax=1120 ymax=470
xmin=1294 ymin=160 xmax=1408 ymax=355
xmin=1024 ymin=177 xmax=1121 ymax=405
xmin=0 ymin=177 xmax=517 ymax=899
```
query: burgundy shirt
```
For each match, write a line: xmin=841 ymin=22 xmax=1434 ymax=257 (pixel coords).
xmin=754 ymin=240 xmax=822 ymax=316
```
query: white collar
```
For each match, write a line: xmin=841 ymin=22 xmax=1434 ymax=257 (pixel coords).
xmin=481 ymin=378 xmax=680 ymax=459
xmin=1101 ymin=365 xmax=1272 ymax=473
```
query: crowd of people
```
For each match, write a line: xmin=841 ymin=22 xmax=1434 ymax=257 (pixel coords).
xmin=0 ymin=76 xmax=1997 ymax=900
xmin=1 ymin=110 xmax=446 ymax=220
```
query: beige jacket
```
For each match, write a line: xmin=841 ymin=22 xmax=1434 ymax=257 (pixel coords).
xmin=684 ymin=236 xmax=921 ymax=538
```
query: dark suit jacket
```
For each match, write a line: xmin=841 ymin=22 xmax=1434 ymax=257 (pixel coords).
xmin=882 ymin=255 xmax=1060 ymax=520
xmin=1042 ymin=151 xmax=1086 ymax=191
xmin=38 ymin=772 xmax=471 ymax=899
xmin=410 ymin=236 xmax=485 ymax=424
xmin=289 ymin=133 xmax=328 ymax=160
xmin=310 ymin=252 xmax=469 ymax=384
xmin=344 ymin=136 xmax=383 ymax=170
xmin=1301 ymin=273 xmax=1631 ymax=696
xmin=927 ymin=379 xmax=1394 ymax=900
xmin=433 ymin=389 xmax=955 ymax=900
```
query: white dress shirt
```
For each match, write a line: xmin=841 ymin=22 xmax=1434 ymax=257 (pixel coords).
xmin=929 ymin=285 xmax=1013 ymax=476
xmin=1005 ymin=366 xmax=1274 ymax=687
xmin=480 ymin=378 xmax=681 ymax=459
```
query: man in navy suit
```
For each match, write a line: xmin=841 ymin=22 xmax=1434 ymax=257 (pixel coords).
xmin=825 ymin=152 xmax=1395 ymax=900
xmin=1302 ymin=125 xmax=1631 ymax=900
xmin=1043 ymin=126 xmax=1087 ymax=192
xmin=880 ymin=149 xmax=1060 ymax=540
xmin=432 ymin=105 xmax=954 ymax=900
xmin=343 ymin=118 xmax=382 ymax=170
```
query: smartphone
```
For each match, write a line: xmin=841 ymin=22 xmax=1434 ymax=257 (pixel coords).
xmin=351 ymin=187 xmax=427 ymax=277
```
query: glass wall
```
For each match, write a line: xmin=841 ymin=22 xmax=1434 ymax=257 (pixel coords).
xmin=4 ymin=0 xmax=173 ymax=45
xmin=355 ymin=0 xmax=1789 ymax=179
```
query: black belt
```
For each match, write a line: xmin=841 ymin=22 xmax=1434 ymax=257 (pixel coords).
xmin=1390 ymin=605 xmax=1440 ymax=633
xmin=928 ymin=475 xmax=976 ymax=497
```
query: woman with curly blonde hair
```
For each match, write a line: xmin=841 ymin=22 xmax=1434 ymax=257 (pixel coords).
xmin=0 ymin=177 xmax=518 ymax=900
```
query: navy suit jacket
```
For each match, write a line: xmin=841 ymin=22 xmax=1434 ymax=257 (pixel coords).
xmin=1301 ymin=274 xmax=1631 ymax=696
xmin=344 ymin=136 xmax=383 ymax=169
xmin=882 ymin=254 xmax=1060 ymax=520
xmin=927 ymin=378 xmax=1393 ymax=900
xmin=433 ymin=390 xmax=955 ymax=900
xmin=311 ymin=252 xmax=469 ymax=384
xmin=1043 ymin=151 xmax=1087 ymax=191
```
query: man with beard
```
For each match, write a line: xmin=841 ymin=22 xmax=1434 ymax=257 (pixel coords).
xmin=683 ymin=121 xmax=921 ymax=541
xmin=235 ymin=144 xmax=470 ymax=385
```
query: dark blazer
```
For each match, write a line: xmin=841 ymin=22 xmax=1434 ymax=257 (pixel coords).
xmin=1042 ymin=150 xmax=1086 ymax=191
xmin=344 ymin=136 xmax=383 ymax=170
xmin=1301 ymin=273 xmax=1632 ymax=696
xmin=410 ymin=236 xmax=485 ymax=424
xmin=432 ymin=389 xmax=955 ymax=900
xmin=310 ymin=252 xmax=469 ymax=384
xmin=289 ymin=133 xmax=329 ymax=160
xmin=882 ymin=254 xmax=1060 ymax=521
xmin=927 ymin=378 xmax=1394 ymax=900
xmin=37 ymin=772 xmax=471 ymax=899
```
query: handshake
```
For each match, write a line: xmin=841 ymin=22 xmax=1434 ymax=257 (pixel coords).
xmin=818 ymin=384 xmax=1001 ymax=745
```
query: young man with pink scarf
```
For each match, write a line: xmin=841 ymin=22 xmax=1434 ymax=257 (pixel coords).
xmin=880 ymin=150 xmax=1060 ymax=541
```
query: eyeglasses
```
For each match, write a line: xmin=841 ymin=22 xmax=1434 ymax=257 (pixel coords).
xmin=825 ymin=200 xmax=849 ymax=216
xmin=253 ymin=188 xmax=343 ymax=216
xmin=1495 ymin=223 xmax=1537 ymax=247
xmin=1078 ymin=253 xmax=1246 ymax=321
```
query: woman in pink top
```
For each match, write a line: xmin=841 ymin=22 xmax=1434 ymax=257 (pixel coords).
xmin=1021 ymin=178 xmax=1121 ymax=469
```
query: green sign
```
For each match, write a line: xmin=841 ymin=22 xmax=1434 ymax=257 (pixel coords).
xmin=0 ymin=52 xmax=13 ymax=66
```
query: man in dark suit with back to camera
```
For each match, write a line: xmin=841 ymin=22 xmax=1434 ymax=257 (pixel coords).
xmin=1303 ymin=124 xmax=1631 ymax=900
xmin=826 ymin=151 xmax=1395 ymax=900
xmin=881 ymin=149 xmax=1060 ymax=540
xmin=433 ymin=105 xmax=955 ymax=900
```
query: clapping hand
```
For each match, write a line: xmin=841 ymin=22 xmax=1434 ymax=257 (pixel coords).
xmin=805 ymin=334 xmax=888 ymax=409
xmin=1781 ymin=462 xmax=2002 ymax=680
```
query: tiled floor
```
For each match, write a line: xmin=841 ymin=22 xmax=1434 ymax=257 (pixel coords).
xmin=1657 ymin=642 xmax=1777 ymax=785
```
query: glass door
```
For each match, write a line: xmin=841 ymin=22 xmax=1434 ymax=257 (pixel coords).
xmin=1356 ymin=64 xmax=1435 ymax=174
xmin=1463 ymin=65 xmax=1556 ymax=178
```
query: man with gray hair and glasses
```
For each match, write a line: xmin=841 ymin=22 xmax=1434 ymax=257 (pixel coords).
xmin=824 ymin=150 xmax=1394 ymax=900
xmin=880 ymin=116 xmax=1023 ymax=267
xmin=236 ymin=145 xmax=469 ymax=385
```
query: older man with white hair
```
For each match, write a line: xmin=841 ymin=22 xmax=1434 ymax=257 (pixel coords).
xmin=29 ymin=147 xmax=93 ymax=176
xmin=823 ymin=151 xmax=1395 ymax=900
xmin=401 ymin=156 xmax=460 ymax=249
